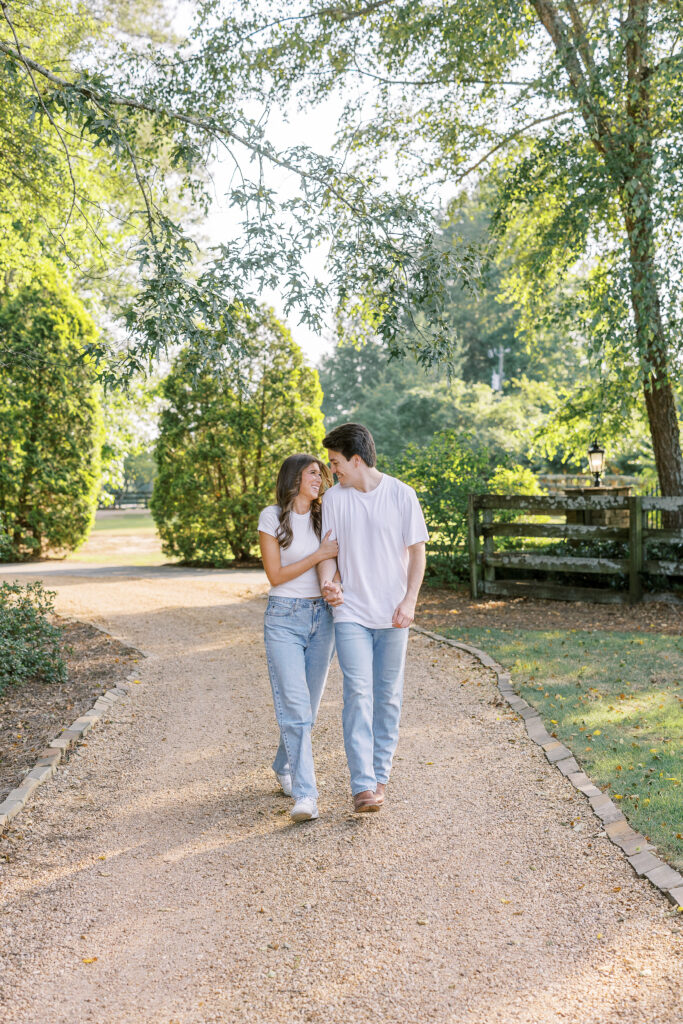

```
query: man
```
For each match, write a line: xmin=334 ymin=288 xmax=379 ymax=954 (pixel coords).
xmin=318 ymin=423 xmax=428 ymax=812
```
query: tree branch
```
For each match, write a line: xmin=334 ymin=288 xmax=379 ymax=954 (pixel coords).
xmin=316 ymin=0 xmax=396 ymax=23
xmin=565 ymin=0 xmax=596 ymax=75
xmin=0 ymin=38 xmax=376 ymax=227
xmin=456 ymin=108 xmax=573 ymax=181
xmin=529 ymin=0 xmax=611 ymax=155
xmin=348 ymin=55 xmax=536 ymax=89
xmin=529 ymin=0 xmax=590 ymax=94
xmin=0 ymin=2 xmax=78 ymax=236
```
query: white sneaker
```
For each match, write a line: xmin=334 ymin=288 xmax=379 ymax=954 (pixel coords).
xmin=274 ymin=770 xmax=292 ymax=796
xmin=290 ymin=798 xmax=319 ymax=822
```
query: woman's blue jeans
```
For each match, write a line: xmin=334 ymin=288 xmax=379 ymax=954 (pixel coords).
xmin=264 ymin=596 xmax=335 ymax=801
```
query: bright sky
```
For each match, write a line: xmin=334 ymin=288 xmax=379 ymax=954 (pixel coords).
xmin=174 ymin=1 xmax=342 ymax=366
xmin=204 ymin=98 xmax=343 ymax=366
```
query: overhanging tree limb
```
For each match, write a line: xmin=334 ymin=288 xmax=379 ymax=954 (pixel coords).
xmin=0 ymin=2 xmax=78 ymax=236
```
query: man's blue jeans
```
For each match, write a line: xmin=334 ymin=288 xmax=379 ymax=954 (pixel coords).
xmin=334 ymin=622 xmax=410 ymax=796
xmin=264 ymin=596 xmax=334 ymax=801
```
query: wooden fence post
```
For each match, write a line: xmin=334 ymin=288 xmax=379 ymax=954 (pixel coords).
xmin=482 ymin=508 xmax=495 ymax=588
xmin=467 ymin=494 xmax=480 ymax=598
xmin=628 ymin=495 xmax=643 ymax=604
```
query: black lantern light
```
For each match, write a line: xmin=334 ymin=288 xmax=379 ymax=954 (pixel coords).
xmin=587 ymin=440 xmax=605 ymax=487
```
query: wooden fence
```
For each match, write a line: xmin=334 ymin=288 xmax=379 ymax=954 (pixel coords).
xmin=467 ymin=493 xmax=683 ymax=604
xmin=537 ymin=473 xmax=640 ymax=493
xmin=101 ymin=490 xmax=152 ymax=509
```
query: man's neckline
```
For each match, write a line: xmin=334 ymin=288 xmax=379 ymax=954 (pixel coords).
xmin=349 ymin=472 xmax=384 ymax=495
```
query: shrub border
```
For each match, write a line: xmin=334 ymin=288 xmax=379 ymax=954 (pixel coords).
xmin=413 ymin=624 xmax=683 ymax=912
xmin=0 ymin=670 xmax=138 ymax=836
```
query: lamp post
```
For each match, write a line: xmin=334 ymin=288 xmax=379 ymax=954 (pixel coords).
xmin=587 ymin=441 xmax=605 ymax=487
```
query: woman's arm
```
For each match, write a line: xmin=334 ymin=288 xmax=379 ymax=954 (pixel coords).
xmin=317 ymin=558 xmax=343 ymax=606
xmin=259 ymin=530 xmax=338 ymax=588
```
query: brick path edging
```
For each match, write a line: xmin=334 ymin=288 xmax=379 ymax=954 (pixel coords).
xmin=0 ymin=672 xmax=138 ymax=837
xmin=413 ymin=624 xmax=683 ymax=912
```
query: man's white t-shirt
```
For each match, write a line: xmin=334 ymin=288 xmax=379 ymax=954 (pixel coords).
xmin=321 ymin=474 xmax=429 ymax=629
xmin=257 ymin=506 xmax=322 ymax=598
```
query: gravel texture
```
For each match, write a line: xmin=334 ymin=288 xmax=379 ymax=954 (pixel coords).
xmin=0 ymin=565 xmax=681 ymax=1024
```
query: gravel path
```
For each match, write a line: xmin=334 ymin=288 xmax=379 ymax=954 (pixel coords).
xmin=0 ymin=567 xmax=681 ymax=1024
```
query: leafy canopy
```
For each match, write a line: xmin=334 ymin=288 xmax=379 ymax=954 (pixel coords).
xmin=151 ymin=306 xmax=325 ymax=564
xmin=0 ymin=0 xmax=482 ymax=380
xmin=5 ymin=1 xmax=683 ymax=493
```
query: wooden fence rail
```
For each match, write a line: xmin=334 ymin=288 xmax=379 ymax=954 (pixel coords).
xmin=99 ymin=490 xmax=152 ymax=510
xmin=467 ymin=493 xmax=683 ymax=604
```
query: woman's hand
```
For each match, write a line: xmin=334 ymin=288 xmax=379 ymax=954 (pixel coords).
xmin=317 ymin=529 xmax=338 ymax=561
xmin=321 ymin=580 xmax=344 ymax=607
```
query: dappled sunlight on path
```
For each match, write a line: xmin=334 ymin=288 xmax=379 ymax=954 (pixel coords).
xmin=0 ymin=564 xmax=680 ymax=1023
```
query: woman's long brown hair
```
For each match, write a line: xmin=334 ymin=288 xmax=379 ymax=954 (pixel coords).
xmin=275 ymin=453 xmax=333 ymax=548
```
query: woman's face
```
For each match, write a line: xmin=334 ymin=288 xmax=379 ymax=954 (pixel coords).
xmin=298 ymin=462 xmax=323 ymax=502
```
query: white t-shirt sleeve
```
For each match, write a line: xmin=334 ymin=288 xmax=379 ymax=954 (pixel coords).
xmin=321 ymin=493 xmax=336 ymax=540
xmin=258 ymin=505 xmax=280 ymax=538
xmin=402 ymin=486 xmax=429 ymax=546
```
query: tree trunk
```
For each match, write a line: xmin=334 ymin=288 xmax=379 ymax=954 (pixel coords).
xmin=622 ymin=186 xmax=683 ymax=503
xmin=620 ymin=0 xmax=683 ymax=503
xmin=642 ymin=376 xmax=683 ymax=497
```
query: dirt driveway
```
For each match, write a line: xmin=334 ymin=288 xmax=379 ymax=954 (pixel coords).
xmin=0 ymin=564 xmax=681 ymax=1023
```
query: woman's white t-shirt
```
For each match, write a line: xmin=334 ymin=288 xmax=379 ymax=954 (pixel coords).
xmin=258 ymin=505 xmax=322 ymax=598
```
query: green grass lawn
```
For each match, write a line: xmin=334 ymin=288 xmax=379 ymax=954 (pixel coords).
xmin=91 ymin=512 xmax=157 ymax=534
xmin=441 ymin=624 xmax=683 ymax=870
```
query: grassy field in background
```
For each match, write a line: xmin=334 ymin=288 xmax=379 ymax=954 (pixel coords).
xmin=66 ymin=510 xmax=171 ymax=566
xmin=91 ymin=512 xmax=157 ymax=533
xmin=441 ymin=625 xmax=683 ymax=870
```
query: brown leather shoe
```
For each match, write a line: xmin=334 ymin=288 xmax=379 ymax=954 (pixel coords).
xmin=374 ymin=782 xmax=386 ymax=806
xmin=353 ymin=790 xmax=380 ymax=813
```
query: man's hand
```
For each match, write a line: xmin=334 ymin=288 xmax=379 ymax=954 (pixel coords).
xmin=322 ymin=580 xmax=344 ymax=607
xmin=392 ymin=598 xmax=416 ymax=628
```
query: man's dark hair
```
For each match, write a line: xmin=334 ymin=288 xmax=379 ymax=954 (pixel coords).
xmin=323 ymin=422 xmax=377 ymax=467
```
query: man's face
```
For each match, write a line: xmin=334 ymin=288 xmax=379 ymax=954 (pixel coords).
xmin=327 ymin=449 xmax=360 ymax=487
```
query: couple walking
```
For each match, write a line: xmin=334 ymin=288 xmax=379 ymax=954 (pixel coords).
xmin=258 ymin=422 xmax=428 ymax=822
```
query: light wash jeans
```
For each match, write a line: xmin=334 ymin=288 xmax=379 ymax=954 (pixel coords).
xmin=334 ymin=622 xmax=410 ymax=796
xmin=264 ymin=596 xmax=335 ymax=801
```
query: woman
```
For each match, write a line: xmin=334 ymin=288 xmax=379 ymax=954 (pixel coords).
xmin=258 ymin=453 xmax=339 ymax=822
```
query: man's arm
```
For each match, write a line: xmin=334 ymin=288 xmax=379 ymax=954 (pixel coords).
xmin=318 ymin=492 xmax=343 ymax=606
xmin=392 ymin=542 xmax=426 ymax=628
xmin=317 ymin=558 xmax=343 ymax=606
